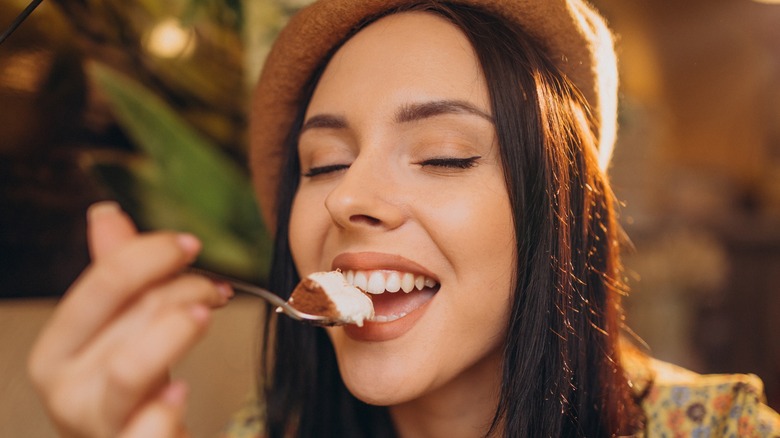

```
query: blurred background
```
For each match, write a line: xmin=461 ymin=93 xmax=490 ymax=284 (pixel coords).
xmin=1 ymin=0 xmax=778 ymax=435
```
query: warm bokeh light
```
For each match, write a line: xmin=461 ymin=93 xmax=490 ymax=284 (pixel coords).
xmin=0 ymin=51 xmax=47 ymax=93
xmin=144 ymin=18 xmax=196 ymax=58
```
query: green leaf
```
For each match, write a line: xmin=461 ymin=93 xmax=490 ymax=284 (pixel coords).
xmin=87 ymin=62 xmax=270 ymax=282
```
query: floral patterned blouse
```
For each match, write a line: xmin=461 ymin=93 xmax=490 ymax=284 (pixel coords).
xmin=626 ymin=354 xmax=780 ymax=437
xmin=221 ymin=355 xmax=780 ymax=437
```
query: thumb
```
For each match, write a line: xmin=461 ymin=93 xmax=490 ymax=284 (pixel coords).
xmin=87 ymin=201 xmax=139 ymax=260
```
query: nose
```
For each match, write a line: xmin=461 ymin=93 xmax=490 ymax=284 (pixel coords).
xmin=324 ymin=155 xmax=406 ymax=231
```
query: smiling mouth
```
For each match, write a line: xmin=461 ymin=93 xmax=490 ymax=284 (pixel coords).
xmin=342 ymin=269 xmax=440 ymax=323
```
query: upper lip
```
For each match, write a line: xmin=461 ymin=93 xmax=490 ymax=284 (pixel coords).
xmin=331 ymin=252 xmax=439 ymax=281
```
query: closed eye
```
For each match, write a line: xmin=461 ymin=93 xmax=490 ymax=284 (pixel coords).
xmin=303 ymin=163 xmax=350 ymax=177
xmin=419 ymin=156 xmax=481 ymax=169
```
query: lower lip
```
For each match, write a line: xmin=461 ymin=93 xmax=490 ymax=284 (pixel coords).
xmin=342 ymin=296 xmax=435 ymax=342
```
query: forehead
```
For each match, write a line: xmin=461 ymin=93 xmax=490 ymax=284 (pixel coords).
xmin=306 ymin=11 xmax=490 ymax=119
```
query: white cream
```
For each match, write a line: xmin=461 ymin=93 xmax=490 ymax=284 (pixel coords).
xmin=308 ymin=271 xmax=374 ymax=326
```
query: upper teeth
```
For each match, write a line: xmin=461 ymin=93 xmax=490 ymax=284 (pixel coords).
xmin=343 ymin=270 xmax=437 ymax=294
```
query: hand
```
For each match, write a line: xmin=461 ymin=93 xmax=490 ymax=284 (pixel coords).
xmin=28 ymin=202 xmax=233 ymax=437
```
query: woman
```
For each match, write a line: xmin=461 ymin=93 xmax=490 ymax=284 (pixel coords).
xmin=29 ymin=1 xmax=779 ymax=437
xmin=252 ymin=1 xmax=636 ymax=436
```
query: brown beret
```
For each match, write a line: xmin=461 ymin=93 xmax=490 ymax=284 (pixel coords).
xmin=250 ymin=0 xmax=619 ymax=231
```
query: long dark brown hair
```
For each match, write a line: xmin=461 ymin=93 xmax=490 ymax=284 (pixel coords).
xmin=259 ymin=2 xmax=644 ymax=436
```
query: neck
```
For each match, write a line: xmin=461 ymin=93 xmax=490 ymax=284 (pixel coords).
xmin=389 ymin=349 xmax=503 ymax=438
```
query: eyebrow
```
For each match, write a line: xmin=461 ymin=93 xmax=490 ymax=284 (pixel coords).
xmin=300 ymin=114 xmax=348 ymax=133
xmin=394 ymin=100 xmax=493 ymax=124
xmin=300 ymin=99 xmax=493 ymax=134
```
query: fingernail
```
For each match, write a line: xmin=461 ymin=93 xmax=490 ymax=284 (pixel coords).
xmin=176 ymin=233 xmax=201 ymax=259
xmin=215 ymin=282 xmax=234 ymax=301
xmin=88 ymin=201 xmax=121 ymax=218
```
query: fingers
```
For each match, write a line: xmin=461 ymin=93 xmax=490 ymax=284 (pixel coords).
xmin=35 ymin=232 xmax=203 ymax=362
xmin=83 ymin=274 xmax=229 ymax=368
xmin=32 ymin=276 xmax=218 ymax=438
xmin=106 ymin=305 xmax=210 ymax=399
xmin=96 ymin=304 xmax=211 ymax=431
xmin=119 ymin=381 xmax=191 ymax=438
xmin=27 ymin=202 xmax=230 ymax=438
xmin=87 ymin=202 xmax=138 ymax=260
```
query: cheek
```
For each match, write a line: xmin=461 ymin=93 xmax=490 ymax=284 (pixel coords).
xmin=288 ymin=190 xmax=328 ymax=274
xmin=430 ymin=179 xmax=517 ymax=324
xmin=429 ymin=180 xmax=516 ymax=275
xmin=420 ymin=177 xmax=517 ymax=326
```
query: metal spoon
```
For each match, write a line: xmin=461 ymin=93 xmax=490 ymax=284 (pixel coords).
xmin=186 ymin=267 xmax=345 ymax=327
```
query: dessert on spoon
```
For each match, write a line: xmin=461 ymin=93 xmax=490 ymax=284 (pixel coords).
xmin=287 ymin=270 xmax=374 ymax=327
xmin=188 ymin=268 xmax=373 ymax=327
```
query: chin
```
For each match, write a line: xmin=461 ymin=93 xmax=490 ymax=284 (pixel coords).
xmin=329 ymin=335 xmax=431 ymax=406
xmin=339 ymin=366 xmax=425 ymax=406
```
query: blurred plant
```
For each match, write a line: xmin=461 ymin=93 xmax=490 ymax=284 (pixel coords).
xmin=44 ymin=0 xmax=274 ymax=282
xmin=1 ymin=0 xmax=312 ymax=294
xmin=85 ymin=62 xmax=270 ymax=281
xmin=50 ymin=0 xmax=247 ymax=157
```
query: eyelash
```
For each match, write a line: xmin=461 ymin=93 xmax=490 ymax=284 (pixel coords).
xmin=419 ymin=156 xmax=481 ymax=169
xmin=302 ymin=156 xmax=481 ymax=177
xmin=302 ymin=164 xmax=349 ymax=177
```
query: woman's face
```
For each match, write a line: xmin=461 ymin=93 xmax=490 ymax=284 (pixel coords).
xmin=289 ymin=12 xmax=516 ymax=406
